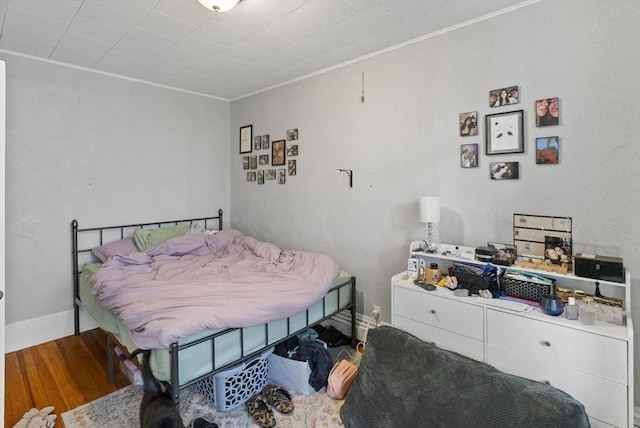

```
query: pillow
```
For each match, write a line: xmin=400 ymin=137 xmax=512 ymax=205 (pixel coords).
xmin=92 ymin=237 xmax=139 ymax=263
xmin=133 ymin=223 xmax=190 ymax=251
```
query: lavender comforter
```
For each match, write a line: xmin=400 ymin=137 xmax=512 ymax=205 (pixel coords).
xmin=91 ymin=229 xmax=340 ymax=349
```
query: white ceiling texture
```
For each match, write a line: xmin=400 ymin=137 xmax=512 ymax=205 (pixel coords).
xmin=0 ymin=0 xmax=533 ymax=100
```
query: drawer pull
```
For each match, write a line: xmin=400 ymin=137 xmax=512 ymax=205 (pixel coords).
xmin=541 ymin=340 xmax=551 ymax=347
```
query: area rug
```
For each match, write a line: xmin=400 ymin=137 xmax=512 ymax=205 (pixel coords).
xmin=62 ymin=385 xmax=344 ymax=428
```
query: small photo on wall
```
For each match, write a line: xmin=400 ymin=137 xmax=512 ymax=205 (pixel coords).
xmin=254 ymin=136 xmax=261 ymax=150
xmin=490 ymin=162 xmax=519 ymax=180
xmin=288 ymin=159 xmax=297 ymax=175
xmin=286 ymin=128 xmax=298 ymax=141
xmin=461 ymin=144 xmax=478 ymax=168
xmin=278 ymin=169 xmax=286 ymax=184
xmin=266 ymin=169 xmax=276 ymax=180
xmin=459 ymin=112 xmax=478 ymax=136
xmin=536 ymin=137 xmax=559 ymax=164
xmin=261 ymin=135 xmax=270 ymax=149
xmin=287 ymin=145 xmax=298 ymax=156
xmin=490 ymin=86 xmax=519 ymax=107
xmin=257 ymin=170 xmax=264 ymax=184
xmin=249 ymin=155 xmax=257 ymax=169
xmin=535 ymin=97 xmax=559 ymax=127
xmin=247 ymin=171 xmax=256 ymax=182
xmin=259 ymin=155 xmax=269 ymax=165
xmin=242 ymin=156 xmax=249 ymax=170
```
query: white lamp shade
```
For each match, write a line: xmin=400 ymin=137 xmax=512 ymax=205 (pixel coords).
xmin=198 ymin=0 xmax=240 ymax=12
xmin=419 ymin=196 xmax=440 ymax=223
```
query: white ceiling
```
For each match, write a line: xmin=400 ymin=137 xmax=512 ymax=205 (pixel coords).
xmin=0 ymin=0 xmax=533 ymax=100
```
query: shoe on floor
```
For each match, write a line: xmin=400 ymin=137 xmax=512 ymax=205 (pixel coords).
xmin=246 ymin=394 xmax=276 ymax=428
xmin=189 ymin=417 xmax=218 ymax=428
xmin=262 ymin=384 xmax=294 ymax=414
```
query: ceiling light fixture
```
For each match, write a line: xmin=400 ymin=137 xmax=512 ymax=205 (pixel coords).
xmin=198 ymin=0 xmax=240 ymax=12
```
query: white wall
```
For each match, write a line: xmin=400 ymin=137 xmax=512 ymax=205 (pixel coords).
xmin=3 ymin=53 xmax=231 ymax=336
xmin=230 ymin=0 xmax=640 ymax=402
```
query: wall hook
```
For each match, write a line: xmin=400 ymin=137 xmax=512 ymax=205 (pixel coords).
xmin=337 ymin=169 xmax=353 ymax=188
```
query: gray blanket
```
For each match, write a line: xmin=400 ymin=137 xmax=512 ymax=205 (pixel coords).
xmin=341 ymin=326 xmax=590 ymax=428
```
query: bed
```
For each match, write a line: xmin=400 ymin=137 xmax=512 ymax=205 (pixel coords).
xmin=71 ymin=210 xmax=357 ymax=404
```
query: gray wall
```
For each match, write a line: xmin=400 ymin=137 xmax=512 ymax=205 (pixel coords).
xmin=230 ymin=0 xmax=640 ymax=400
xmin=3 ymin=53 xmax=231 ymax=325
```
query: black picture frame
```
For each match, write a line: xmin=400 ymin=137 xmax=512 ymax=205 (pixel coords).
xmin=272 ymin=140 xmax=285 ymax=166
xmin=239 ymin=124 xmax=253 ymax=154
xmin=485 ymin=110 xmax=524 ymax=155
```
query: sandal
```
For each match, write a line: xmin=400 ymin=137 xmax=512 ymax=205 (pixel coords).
xmin=262 ymin=384 xmax=294 ymax=414
xmin=246 ymin=394 xmax=276 ymax=428
xmin=189 ymin=417 xmax=218 ymax=428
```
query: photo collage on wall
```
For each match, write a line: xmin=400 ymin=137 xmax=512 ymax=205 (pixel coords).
xmin=457 ymin=85 xmax=561 ymax=178
xmin=240 ymin=126 xmax=299 ymax=185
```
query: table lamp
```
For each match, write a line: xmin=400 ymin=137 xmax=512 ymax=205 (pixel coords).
xmin=419 ymin=196 xmax=440 ymax=253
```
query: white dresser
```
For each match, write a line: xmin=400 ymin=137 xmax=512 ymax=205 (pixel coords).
xmin=391 ymin=243 xmax=633 ymax=427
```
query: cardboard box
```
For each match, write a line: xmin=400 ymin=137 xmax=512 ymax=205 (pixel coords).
xmin=574 ymin=253 xmax=624 ymax=283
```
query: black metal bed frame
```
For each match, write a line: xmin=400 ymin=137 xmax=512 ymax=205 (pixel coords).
xmin=71 ymin=209 xmax=357 ymax=404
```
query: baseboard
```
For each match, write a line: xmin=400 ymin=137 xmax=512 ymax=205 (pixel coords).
xmin=324 ymin=310 xmax=388 ymax=342
xmin=5 ymin=309 xmax=97 ymax=353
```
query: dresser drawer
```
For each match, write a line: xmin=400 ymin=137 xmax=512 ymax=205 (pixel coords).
xmin=393 ymin=285 xmax=483 ymax=341
xmin=487 ymin=310 xmax=627 ymax=384
xmin=394 ymin=314 xmax=484 ymax=361
xmin=488 ymin=345 xmax=628 ymax=428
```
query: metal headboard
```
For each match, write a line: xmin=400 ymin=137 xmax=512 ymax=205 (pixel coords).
xmin=71 ymin=209 xmax=223 ymax=335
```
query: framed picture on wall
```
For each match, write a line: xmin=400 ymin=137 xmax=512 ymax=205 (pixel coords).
xmin=490 ymin=162 xmax=519 ymax=180
xmin=485 ymin=110 xmax=524 ymax=155
xmin=535 ymin=97 xmax=559 ymax=127
xmin=460 ymin=144 xmax=478 ymax=168
xmin=239 ymin=125 xmax=253 ymax=154
xmin=489 ymin=86 xmax=519 ymax=107
xmin=272 ymin=140 xmax=285 ymax=166
xmin=536 ymin=136 xmax=559 ymax=164
xmin=459 ymin=111 xmax=478 ymax=136
xmin=254 ymin=136 xmax=261 ymax=151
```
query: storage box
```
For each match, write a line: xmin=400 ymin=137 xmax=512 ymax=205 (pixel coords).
xmin=192 ymin=347 xmax=272 ymax=412
xmin=115 ymin=346 xmax=143 ymax=386
xmin=574 ymin=253 xmax=624 ymax=283
xmin=268 ymin=341 xmax=328 ymax=395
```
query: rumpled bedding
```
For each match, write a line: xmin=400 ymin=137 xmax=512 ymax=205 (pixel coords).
xmin=90 ymin=229 xmax=340 ymax=349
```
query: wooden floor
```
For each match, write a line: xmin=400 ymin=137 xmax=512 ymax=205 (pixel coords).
xmin=5 ymin=328 xmax=131 ymax=427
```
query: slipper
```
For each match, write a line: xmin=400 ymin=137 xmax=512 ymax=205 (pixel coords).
xmin=262 ymin=384 xmax=294 ymax=414
xmin=246 ymin=394 xmax=276 ymax=428
xmin=189 ymin=417 xmax=218 ymax=428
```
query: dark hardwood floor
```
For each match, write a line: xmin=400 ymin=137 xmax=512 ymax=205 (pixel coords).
xmin=5 ymin=328 xmax=131 ymax=427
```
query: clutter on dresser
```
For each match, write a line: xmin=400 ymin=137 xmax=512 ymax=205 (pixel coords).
xmin=574 ymin=253 xmax=625 ymax=283
xmin=448 ymin=263 xmax=499 ymax=295
xmin=487 ymin=242 xmax=517 ymax=265
xmin=502 ymin=268 xmax=555 ymax=302
xmin=513 ymin=213 xmax=572 ymax=269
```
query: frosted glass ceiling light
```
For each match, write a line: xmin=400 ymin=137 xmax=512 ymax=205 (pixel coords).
xmin=198 ymin=0 xmax=240 ymax=12
xmin=419 ymin=196 xmax=440 ymax=253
